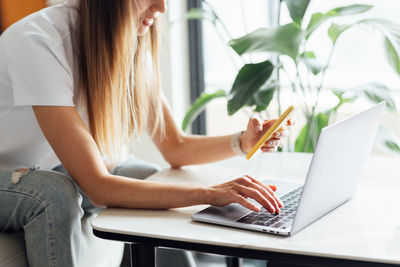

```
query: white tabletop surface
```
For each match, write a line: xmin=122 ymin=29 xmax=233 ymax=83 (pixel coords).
xmin=92 ymin=153 xmax=400 ymax=265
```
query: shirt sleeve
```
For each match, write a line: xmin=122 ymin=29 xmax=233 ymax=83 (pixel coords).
xmin=5 ymin=33 xmax=75 ymax=107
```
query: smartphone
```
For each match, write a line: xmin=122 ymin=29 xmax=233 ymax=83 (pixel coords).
xmin=246 ymin=105 xmax=295 ymax=160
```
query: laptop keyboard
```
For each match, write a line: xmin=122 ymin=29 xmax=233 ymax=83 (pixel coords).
xmin=236 ymin=186 xmax=303 ymax=230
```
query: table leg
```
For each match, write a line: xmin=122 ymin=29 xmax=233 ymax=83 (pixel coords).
xmin=226 ymin=257 xmax=243 ymax=267
xmin=130 ymin=243 xmax=156 ymax=267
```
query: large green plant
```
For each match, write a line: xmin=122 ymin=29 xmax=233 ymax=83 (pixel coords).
xmin=181 ymin=0 xmax=400 ymax=153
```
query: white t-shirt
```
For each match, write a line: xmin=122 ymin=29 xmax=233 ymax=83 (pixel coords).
xmin=0 ymin=0 xmax=86 ymax=169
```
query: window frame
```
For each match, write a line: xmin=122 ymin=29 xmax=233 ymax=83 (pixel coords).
xmin=0 ymin=3 xmax=3 ymax=34
xmin=187 ymin=0 xmax=280 ymax=134
xmin=187 ymin=0 xmax=206 ymax=134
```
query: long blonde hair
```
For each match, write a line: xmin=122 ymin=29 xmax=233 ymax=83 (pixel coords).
xmin=78 ymin=0 xmax=164 ymax=161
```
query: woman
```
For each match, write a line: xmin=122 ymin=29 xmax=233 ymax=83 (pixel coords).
xmin=0 ymin=0 xmax=287 ymax=266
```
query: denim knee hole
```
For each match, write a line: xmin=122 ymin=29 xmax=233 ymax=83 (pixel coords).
xmin=10 ymin=166 xmax=41 ymax=184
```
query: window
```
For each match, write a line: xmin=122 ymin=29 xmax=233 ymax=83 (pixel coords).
xmin=199 ymin=0 xmax=400 ymax=156
xmin=201 ymin=0 xmax=278 ymax=135
xmin=296 ymin=0 xmax=400 ymax=90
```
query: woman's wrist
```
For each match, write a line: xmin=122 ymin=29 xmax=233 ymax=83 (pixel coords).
xmin=192 ymin=185 xmax=213 ymax=205
xmin=231 ymin=131 xmax=247 ymax=156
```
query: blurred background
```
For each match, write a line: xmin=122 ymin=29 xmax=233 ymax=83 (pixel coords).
xmin=1 ymin=0 xmax=399 ymax=171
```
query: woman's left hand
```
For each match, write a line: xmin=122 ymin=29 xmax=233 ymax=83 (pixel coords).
xmin=240 ymin=117 xmax=291 ymax=153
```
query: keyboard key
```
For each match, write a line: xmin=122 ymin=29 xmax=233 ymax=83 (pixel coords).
xmin=236 ymin=186 xmax=304 ymax=226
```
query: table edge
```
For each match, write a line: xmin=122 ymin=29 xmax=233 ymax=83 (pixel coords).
xmin=92 ymin=227 xmax=400 ymax=266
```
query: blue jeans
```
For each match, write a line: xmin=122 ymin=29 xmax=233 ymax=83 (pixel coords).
xmin=0 ymin=158 xmax=196 ymax=267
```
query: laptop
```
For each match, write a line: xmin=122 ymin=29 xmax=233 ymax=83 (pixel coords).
xmin=192 ymin=102 xmax=385 ymax=236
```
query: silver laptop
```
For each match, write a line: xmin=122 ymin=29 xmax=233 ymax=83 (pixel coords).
xmin=192 ymin=102 xmax=385 ymax=236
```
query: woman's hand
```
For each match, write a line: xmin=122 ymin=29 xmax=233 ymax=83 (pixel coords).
xmin=240 ymin=117 xmax=292 ymax=153
xmin=206 ymin=175 xmax=283 ymax=214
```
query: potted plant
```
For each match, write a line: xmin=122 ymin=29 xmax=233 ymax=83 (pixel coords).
xmin=181 ymin=0 xmax=400 ymax=154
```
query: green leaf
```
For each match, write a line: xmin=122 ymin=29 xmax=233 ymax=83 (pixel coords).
xmin=385 ymin=141 xmax=400 ymax=153
xmin=228 ymin=60 xmax=275 ymax=115
xmin=185 ymin=8 xmax=207 ymax=20
xmin=181 ymin=90 xmax=227 ymax=131
xmin=328 ymin=23 xmax=353 ymax=44
xmin=284 ymin=0 xmax=310 ymax=24
xmin=331 ymin=5 xmax=373 ymax=15
xmin=316 ymin=112 xmax=329 ymax=131
xmin=171 ymin=8 xmax=216 ymax=26
xmin=361 ymin=19 xmax=400 ymax=76
xmin=308 ymin=62 xmax=326 ymax=75
xmin=248 ymin=82 xmax=278 ymax=112
xmin=295 ymin=124 xmax=312 ymax=153
xmin=331 ymin=90 xmax=357 ymax=112
xmin=303 ymin=51 xmax=316 ymax=58
xmin=302 ymin=59 xmax=325 ymax=75
xmin=306 ymin=4 xmax=373 ymax=39
xmin=323 ymin=90 xmax=357 ymax=121
xmin=184 ymin=8 xmax=215 ymax=22
xmin=323 ymin=19 xmax=400 ymax=76
xmin=364 ymin=20 xmax=400 ymax=76
xmin=306 ymin=12 xmax=326 ymax=38
xmin=300 ymin=51 xmax=325 ymax=75
xmin=332 ymin=90 xmax=344 ymax=99
xmin=228 ymin=23 xmax=304 ymax=60
xmin=385 ymin=37 xmax=400 ymax=75
xmin=375 ymin=126 xmax=400 ymax=155
xmin=295 ymin=113 xmax=329 ymax=153
xmin=348 ymin=82 xmax=397 ymax=112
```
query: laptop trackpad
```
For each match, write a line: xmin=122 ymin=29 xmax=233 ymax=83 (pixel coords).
xmin=193 ymin=179 xmax=300 ymax=222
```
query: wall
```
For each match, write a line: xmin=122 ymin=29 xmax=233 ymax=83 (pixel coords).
xmin=0 ymin=0 xmax=46 ymax=30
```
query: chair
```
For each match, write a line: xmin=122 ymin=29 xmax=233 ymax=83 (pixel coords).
xmin=0 ymin=213 xmax=124 ymax=267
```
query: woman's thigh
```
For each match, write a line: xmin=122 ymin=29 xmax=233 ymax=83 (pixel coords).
xmin=0 ymin=167 xmax=85 ymax=267
xmin=0 ymin=167 xmax=83 ymax=231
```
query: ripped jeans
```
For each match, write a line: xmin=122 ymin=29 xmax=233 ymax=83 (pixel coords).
xmin=0 ymin=158 xmax=196 ymax=267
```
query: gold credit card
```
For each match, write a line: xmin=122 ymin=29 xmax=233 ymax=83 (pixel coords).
xmin=246 ymin=105 xmax=295 ymax=160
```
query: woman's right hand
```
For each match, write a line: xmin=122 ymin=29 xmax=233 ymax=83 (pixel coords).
xmin=205 ymin=175 xmax=283 ymax=214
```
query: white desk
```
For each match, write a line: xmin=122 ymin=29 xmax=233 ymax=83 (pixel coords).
xmin=92 ymin=153 xmax=400 ymax=267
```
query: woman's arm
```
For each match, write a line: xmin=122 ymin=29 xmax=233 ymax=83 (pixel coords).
xmin=150 ymin=99 xmax=284 ymax=168
xmin=33 ymin=106 xmax=281 ymax=213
